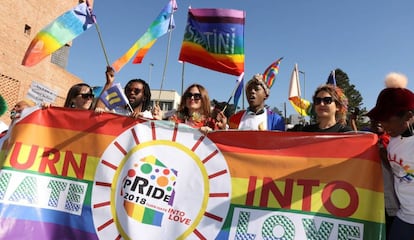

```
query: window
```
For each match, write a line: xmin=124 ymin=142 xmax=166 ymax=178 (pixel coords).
xmin=24 ymin=24 xmax=31 ymax=36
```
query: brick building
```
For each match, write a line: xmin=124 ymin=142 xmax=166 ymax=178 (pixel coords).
xmin=0 ymin=1 xmax=91 ymax=125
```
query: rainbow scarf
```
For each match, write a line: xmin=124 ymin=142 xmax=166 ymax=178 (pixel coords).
xmin=112 ymin=0 xmax=177 ymax=72
xmin=263 ymin=57 xmax=283 ymax=89
xmin=178 ymin=8 xmax=245 ymax=76
xmin=22 ymin=2 xmax=94 ymax=67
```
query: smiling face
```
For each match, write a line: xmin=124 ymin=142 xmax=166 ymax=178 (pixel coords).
xmin=72 ymin=86 xmax=94 ymax=110
xmin=125 ymin=81 xmax=145 ymax=109
xmin=184 ymin=86 xmax=202 ymax=114
xmin=314 ymin=90 xmax=338 ymax=120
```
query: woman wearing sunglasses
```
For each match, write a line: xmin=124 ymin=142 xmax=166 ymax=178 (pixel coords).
xmin=302 ymin=84 xmax=352 ymax=132
xmin=64 ymin=83 xmax=95 ymax=110
xmin=169 ymin=84 xmax=226 ymax=132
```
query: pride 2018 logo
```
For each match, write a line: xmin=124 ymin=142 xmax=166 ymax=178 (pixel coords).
xmin=121 ymin=156 xmax=177 ymax=226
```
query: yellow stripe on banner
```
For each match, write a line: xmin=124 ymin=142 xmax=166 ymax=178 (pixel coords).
xmin=231 ymin=177 xmax=385 ymax=223
xmin=224 ymin=152 xmax=383 ymax=192
xmin=5 ymin=124 xmax=116 ymax=155
xmin=3 ymin=142 xmax=99 ymax=181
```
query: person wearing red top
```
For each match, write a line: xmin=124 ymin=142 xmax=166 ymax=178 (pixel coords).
xmin=169 ymin=84 xmax=226 ymax=134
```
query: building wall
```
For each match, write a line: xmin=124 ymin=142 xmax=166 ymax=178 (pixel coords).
xmin=0 ymin=1 xmax=92 ymax=125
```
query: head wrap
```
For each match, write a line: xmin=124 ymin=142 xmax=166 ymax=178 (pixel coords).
xmin=246 ymin=74 xmax=270 ymax=96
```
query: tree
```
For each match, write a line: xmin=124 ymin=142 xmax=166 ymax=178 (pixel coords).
xmin=334 ymin=68 xmax=369 ymax=130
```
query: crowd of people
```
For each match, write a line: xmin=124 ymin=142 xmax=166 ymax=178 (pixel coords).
xmin=0 ymin=67 xmax=413 ymax=239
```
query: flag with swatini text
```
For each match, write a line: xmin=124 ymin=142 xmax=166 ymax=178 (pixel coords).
xmin=99 ymin=83 xmax=129 ymax=110
xmin=289 ymin=63 xmax=311 ymax=116
xmin=178 ymin=8 xmax=245 ymax=76
xmin=112 ymin=0 xmax=178 ymax=72
xmin=0 ymin=108 xmax=385 ymax=239
xmin=22 ymin=2 xmax=95 ymax=67
xmin=263 ymin=57 xmax=283 ymax=89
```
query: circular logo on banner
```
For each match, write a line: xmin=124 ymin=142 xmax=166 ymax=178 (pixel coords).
xmin=91 ymin=121 xmax=231 ymax=239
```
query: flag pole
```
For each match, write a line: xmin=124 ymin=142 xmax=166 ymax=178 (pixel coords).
xmin=158 ymin=11 xmax=175 ymax=101
xmin=222 ymin=72 xmax=244 ymax=112
xmin=295 ymin=64 xmax=304 ymax=117
xmin=85 ymin=0 xmax=111 ymax=66
xmin=180 ymin=61 xmax=185 ymax=95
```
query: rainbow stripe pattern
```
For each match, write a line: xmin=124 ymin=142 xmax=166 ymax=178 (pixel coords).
xmin=0 ymin=108 xmax=385 ymax=239
xmin=22 ymin=2 xmax=94 ymax=67
xmin=263 ymin=57 xmax=283 ymax=89
xmin=178 ymin=8 xmax=245 ymax=76
xmin=112 ymin=0 xmax=177 ymax=72
xmin=124 ymin=200 xmax=164 ymax=226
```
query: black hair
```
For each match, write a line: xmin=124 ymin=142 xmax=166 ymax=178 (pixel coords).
xmin=124 ymin=79 xmax=151 ymax=111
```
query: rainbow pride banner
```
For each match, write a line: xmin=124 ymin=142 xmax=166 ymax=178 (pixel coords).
xmin=178 ymin=8 xmax=245 ymax=76
xmin=0 ymin=108 xmax=385 ymax=239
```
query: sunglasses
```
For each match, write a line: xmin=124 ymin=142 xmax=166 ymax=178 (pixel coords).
xmin=79 ymin=93 xmax=94 ymax=99
xmin=185 ymin=93 xmax=202 ymax=100
xmin=314 ymin=97 xmax=333 ymax=105
xmin=126 ymin=88 xmax=142 ymax=94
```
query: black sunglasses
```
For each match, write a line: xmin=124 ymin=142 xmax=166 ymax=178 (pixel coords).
xmin=79 ymin=93 xmax=94 ymax=99
xmin=185 ymin=93 xmax=202 ymax=100
xmin=126 ymin=88 xmax=142 ymax=94
xmin=314 ymin=97 xmax=333 ymax=105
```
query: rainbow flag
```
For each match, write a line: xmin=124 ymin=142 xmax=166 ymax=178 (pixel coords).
xmin=132 ymin=40 xmax=156 ymax=64
xmin=263 ymin=57 xmax=283 ymax=89
xmin=178 ymin=8 xmax=245 ymax=76
xmin=289 ymin=63 xmax=311 ymax=116
xmin=22 ymin=2 xmax=94 ymax=67
xmin=112 ymin=0 xmax=178 ymax=72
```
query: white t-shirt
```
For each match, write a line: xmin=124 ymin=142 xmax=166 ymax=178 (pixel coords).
xmin=387 ymin=134 xmax=414 ymax=223
xmin=238 ymin=110 xmax=267 ymax=130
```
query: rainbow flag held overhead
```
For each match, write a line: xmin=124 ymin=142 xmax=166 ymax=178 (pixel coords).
xmin=112 ymin=0 xmax=178 ymax=72
xmin=263 ymin=57 xmax=283 ymax=89
xmin=132 ymin=40 xmax=157 ymax=64
xmin=22 ymin=2 xmax=94 ymax=67
xmin=178 ymin=8 xmax=245 ymax=76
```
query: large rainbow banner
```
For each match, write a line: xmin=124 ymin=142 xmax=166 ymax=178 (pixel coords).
xmin=178 ymin=8 xmax=245 ymax=76
xmin=0 ymin=108 xmax=385 ymax=239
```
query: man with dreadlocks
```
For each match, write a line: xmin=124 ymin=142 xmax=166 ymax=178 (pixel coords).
xmin=97 ymin=66 xmax=153 ymax=119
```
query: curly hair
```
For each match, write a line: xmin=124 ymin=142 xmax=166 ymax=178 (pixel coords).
xmin=312 ymin=84 xmax=348 ymax=125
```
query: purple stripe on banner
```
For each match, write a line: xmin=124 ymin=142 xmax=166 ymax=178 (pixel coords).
xmin=0 ymin=219 xmax=98 ymax=240
xmin=0 ymin=203 xmax=95 ymax=233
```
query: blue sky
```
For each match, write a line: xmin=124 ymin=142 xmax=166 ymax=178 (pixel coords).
xmin=67 ymin=0 xmax=414 ymax=116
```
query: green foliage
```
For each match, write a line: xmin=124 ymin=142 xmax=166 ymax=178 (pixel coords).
xmin=0 ymin=95 xmax=7 ymax=116
xmin=334 ymin=68 xmax=367 ymax=129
